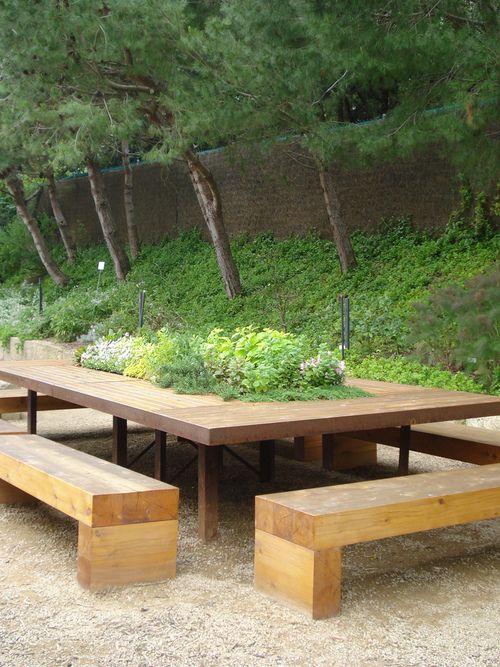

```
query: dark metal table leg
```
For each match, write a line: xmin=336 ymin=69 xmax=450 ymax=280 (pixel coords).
xmin=293 ymin=436 xmax=305 ymax=460
xmin=112 ymin=416 xmax=128 ymax=467
xmin=27 ymin=390 xmax=37 ymax=434
xmin=198 ymin=444 xmax=220 ymax=541
xmin=322 ymin=433 xmax=336 ymax=470
xmin=259 ymin=440 xmax=275 ymax=482
xmin=398 ymin=425 xmax=411 ymax=476
xmin=154 ymin=430 xmax=167 ymax=482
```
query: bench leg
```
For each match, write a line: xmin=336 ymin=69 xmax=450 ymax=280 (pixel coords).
xmin=0 ymin=479 xmax=38 ymax=505
xmin=77 ymin=520 xmax=178 ymax=590
xmin=320 ymin=434 xmax=377 ymax=470
xmin=255 ymin=529 xmax=342 ymax=619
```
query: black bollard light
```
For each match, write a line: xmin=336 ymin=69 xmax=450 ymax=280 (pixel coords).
xmin=38 ymin=277 xmax=43 ymax=314
xmin=138 ymin=289 xmax=146 ymax=328
xmin=339 ymin=294 xmax=350 ymax=360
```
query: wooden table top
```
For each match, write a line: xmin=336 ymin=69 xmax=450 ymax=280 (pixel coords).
xmin=0 ymin=360 xmax=498 ymax=446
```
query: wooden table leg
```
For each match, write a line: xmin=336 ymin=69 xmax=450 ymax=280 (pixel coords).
xmin=198 ymin=444 xmax=220 ymax=541
xmin=27 ymin=389 xmax=37 ymax=434
xmin=112 ymin=416 xmax=128 ymax=467
xmin=398 ymin=425 xmax=411 ymax=476
xmin=259 ymin=440 xmax=275 ymax=482
xmin=154 ymin=430 xmax=167 ymax=482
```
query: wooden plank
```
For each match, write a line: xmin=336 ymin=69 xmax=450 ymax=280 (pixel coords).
xmin=198 ymin=444 xmax=220 ymax=541
xmin=293 ymin=434 xmax=377 ymax=468
xmin=255 ymin=529 xmax=342 ymax=619
xmin=77 ymin=519 xmax=177 ymax=590
xmin=0 ymin=419 xmax=26 ymax=435
xmin=0 ymin=434 xmax=179 ymax=526
xmin=0 ymin=478 xmax=38 ymax=504
xmin=0 ymin=390 xmax=81 ymax=414
xmin=340 ymin=423 xmax=500 ymax=465
xmin=256 ymin=464 xmax=500 ymax=550
xmin=0 ymin=362 xmax=498 ymax=448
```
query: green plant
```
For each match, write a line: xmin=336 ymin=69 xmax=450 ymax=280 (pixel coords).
xmin=299 ymin=349 xmax=344 ymax=387
xmin=410 ymin=266 xmax=500 ymax=391
xmin=79 ymin=333 xmax=152 ymax=374
xmin=202 ymin=327 xmax=309 ymax=394
xmin=346 ymin=351 xmax=486 ymax=394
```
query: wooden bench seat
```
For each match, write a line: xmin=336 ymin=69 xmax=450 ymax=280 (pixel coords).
xmin=0 ymin=418 xmax=26 ymax=435
xmin=0 ymin=388 xmax=81 ymax=415
xmin=294 ymin=422 xmax=499 ymax=467
xmin=0 ymin=433 xmax=178 ymax=590
xmin=255 ymin=464 xmax=500 ymax=618
xmin=336 ymin=421 xmax=499 ymax=466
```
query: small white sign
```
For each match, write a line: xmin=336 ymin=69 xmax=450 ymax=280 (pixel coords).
xmin=97 ymin=261 xmax=105 ymax=271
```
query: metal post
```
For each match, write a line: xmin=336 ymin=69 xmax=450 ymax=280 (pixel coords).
xmin=38 ymin=277 xmax=43 ymax=314
xmin=138 ymin=290 xmax=146 ymax=328
xmin=340 ymin=295 xmax=345 ymax=360
xmin=343 ymin=295 xmax=350 ymax=350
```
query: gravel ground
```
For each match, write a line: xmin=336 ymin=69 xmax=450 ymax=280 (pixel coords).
xmin=0 ymin=408 xmax=499 ymax=667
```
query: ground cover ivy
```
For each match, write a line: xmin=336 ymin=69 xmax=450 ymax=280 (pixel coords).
xmin=1 ymin=220 xmax=498 ymax=393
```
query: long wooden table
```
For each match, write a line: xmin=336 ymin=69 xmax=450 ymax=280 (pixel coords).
xmin=1 ymin=360 xmax=499 ymax=540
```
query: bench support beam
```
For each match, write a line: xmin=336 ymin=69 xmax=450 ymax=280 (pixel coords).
xmin=0 ymin=478 xmax=38 ymax=505
xmin=255 ymin=530 xmax=342 ymax=619
xmin=77 ymin=519 xmax=177 ymax=590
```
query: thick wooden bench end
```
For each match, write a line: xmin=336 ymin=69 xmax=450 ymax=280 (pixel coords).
xmin=255 ymin=529 xmax=341 ymax=619
xmin=77 ymin=519 xmax=178 ymax=590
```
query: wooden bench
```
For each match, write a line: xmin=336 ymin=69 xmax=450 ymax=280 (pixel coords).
xmin=255 ymin=464 xmax=500 ymax=618
xmin=0 ymin=388 xmax=81 ymax=415
xmin=294 ymin=422 xmax=499 ymax=468
xmin=0 ymin=433 xmax=179 ymax=590
xmin=0 ymin=418 xmax=26 ymax=435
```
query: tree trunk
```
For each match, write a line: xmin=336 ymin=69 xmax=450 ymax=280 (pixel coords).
xmin=86 ymin=157 xmax=130 ymax=281
xmin=318 ymin=167 xmax=357 ymax=273
xmin=5 ymin=173 xmax=69 ymax=287
xmin=46 ymin=168 xmax=76 ymax=264
xmin=184 ymin=148 xmax=242 ymax=299
xmin=121 ymin=140 xmax=139 ymax=260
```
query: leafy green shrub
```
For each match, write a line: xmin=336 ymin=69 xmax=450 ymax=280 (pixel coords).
xmin=346 ymin=351 xmax=485 ymax=393
xmin=42 ymin=288 xmax=116 ymax=342
xmin=80 ymin=334 xmax=152 ymax=375
xmin=410 ymin=266 xmax=500 ymax=392
xmin=299 ymin=350 xmax=344 ymax=387
xmin=0 ymin=220 xmax=41 ymax=283
xmin=202 ymin=327 xmax=307 ymax=393
xmin=143 ymin=328 xmax=179 ymax=383
xmin=202 ymin=327 xmax=345 ymax=394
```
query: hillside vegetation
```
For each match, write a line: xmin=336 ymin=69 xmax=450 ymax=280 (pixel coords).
xmin=1 ymin=214 xmax=498 ymax=394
